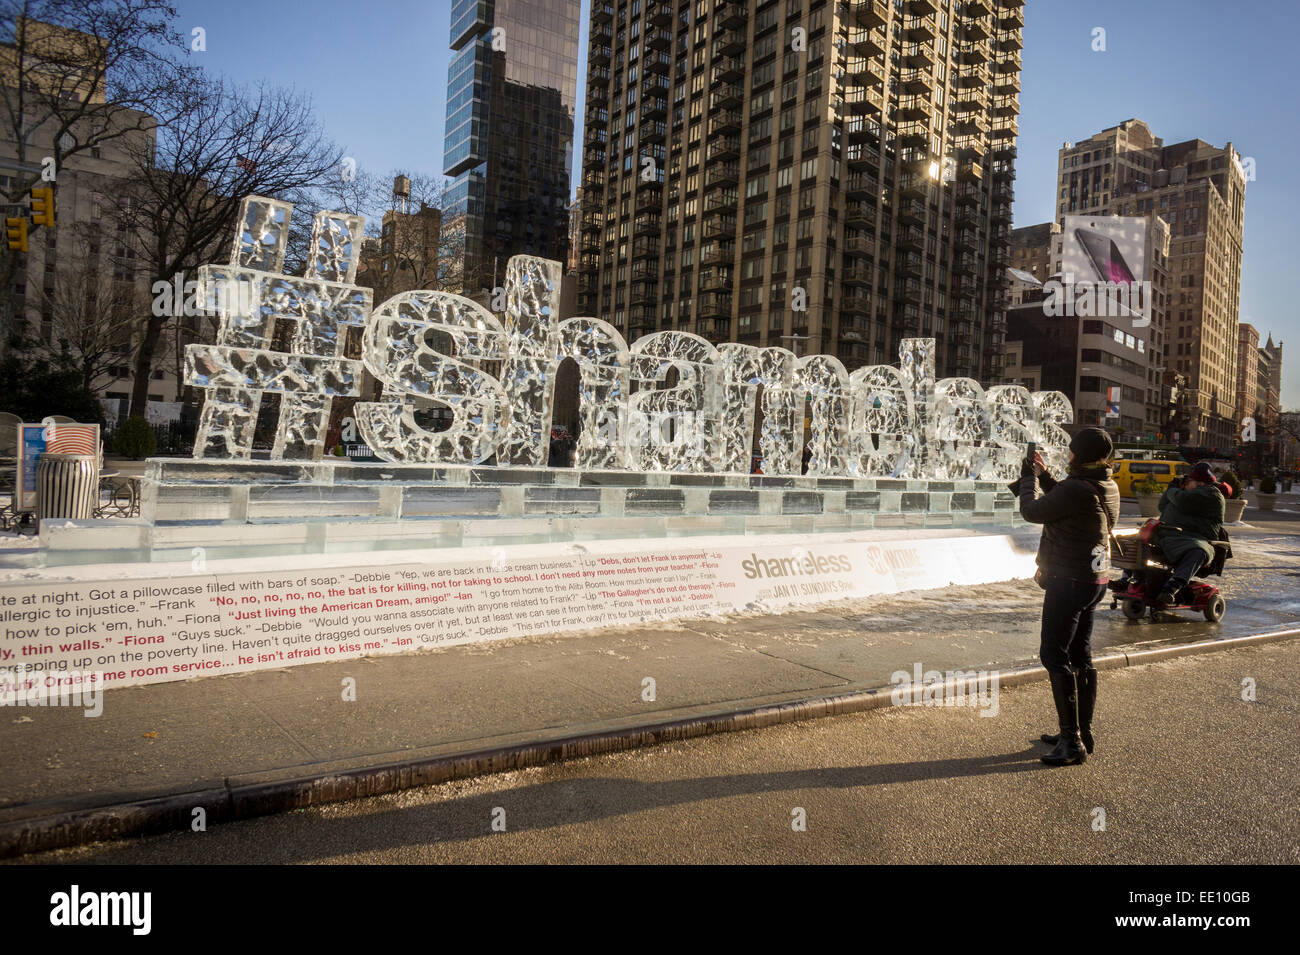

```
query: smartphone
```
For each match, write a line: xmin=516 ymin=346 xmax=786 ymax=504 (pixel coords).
xmin=1025 ymin=441 xmax=1037 ymax=467
xmin=1074 ymin=227 xmax=1137 ymax=285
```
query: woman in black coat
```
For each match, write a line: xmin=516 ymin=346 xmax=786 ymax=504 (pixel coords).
xmin=1015 ymin=427 xmax=1121 ymax=766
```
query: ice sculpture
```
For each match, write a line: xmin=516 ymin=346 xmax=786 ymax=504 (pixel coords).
xmin=716 ymin=344 xmax=800 ymax=476
xmin=933 ymin=377 xmax=994 ymax=480
xmin=797 ymin=355 xmax=852 ymax=477
xmin=497 ymin=256 xmax=563 ymax=467
xmin=627 ymin=332 xmax=721 ymax=472
xmin=356 ymin=291 xmax=510 ymax=464
xmin=847 ymin=364 xmax=916 ymax=478
xmin=985 ymin=385 xmax=1037 ymax=482
xmin=185 ymin=196 xmax=1076 ymax=480
xmin=559 ymin=317 xmax=630 ymax=471
xmin=1033 ymin=390 xmax=1074 ymax=475
xmin=187 ymin=197 xmax=370 ymax=460
xmin=898 ymin=338 xmax=936 ymax=480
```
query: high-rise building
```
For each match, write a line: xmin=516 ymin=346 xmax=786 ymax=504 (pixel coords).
xmin=1055 ymin=120 xmax=1247 ymax=450
xmin=1256 ymin=333 xmax=1283 ymax=463
xmin=1052 ymin=118 xmax=1161 ymax=221
xmin=443 ymin=0 xmax=581 ymax=298
xmin=577 ymin=0 xmax=1024 ymax=378
xmin=1235 ymin=322 xmax=1259 ymax=426
xmin=1258 ymin=334 xmax=1282 ymax=414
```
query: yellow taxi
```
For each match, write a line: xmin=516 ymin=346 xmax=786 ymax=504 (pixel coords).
xmin=1111 ymin=458 xmax=1190 ymax=498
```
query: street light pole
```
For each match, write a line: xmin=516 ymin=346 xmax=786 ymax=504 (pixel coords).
xmin=780 ymin=333 xmax=809 ymax=358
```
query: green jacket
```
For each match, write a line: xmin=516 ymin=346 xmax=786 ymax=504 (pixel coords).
xmin=1156 ymin=484 xmax=1225 ymax=564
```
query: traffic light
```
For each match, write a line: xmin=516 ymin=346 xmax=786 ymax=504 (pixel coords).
xmin=4 ymin=216 xmax=27 ymax=252
xmin=30 ymin=187 xmax=54 ymax=227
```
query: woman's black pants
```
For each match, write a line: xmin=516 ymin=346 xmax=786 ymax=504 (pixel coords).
xmin=1039 ymin=577 xmax=1108 ymax=676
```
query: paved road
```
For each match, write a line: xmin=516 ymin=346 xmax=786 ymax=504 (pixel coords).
xmin=25 ymin=640 xmax=1298 ymax=865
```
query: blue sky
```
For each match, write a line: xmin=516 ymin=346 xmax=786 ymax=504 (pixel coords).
xmin=175 ymin=0 xmax=1297 ymax=407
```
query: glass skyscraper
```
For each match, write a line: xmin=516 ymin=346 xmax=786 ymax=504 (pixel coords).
xmin=444 ymin=0 xmax=581 ymax=296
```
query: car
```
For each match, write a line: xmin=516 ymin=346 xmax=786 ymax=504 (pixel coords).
xmin=1112 ymin=458 xmax=1191 ymax=498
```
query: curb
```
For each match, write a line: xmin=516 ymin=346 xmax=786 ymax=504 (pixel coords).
xmin=3 ymin=626 xmax=1297 ymax=859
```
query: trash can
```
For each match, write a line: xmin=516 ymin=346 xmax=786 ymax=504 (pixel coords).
xmin=36 ymin=453 xmax=99 ymax=521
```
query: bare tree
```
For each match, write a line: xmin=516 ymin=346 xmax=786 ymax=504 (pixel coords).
xmin=314 ymin=165 xmax=462 ymax=296
xmin=33 ymin=219 xmax=145 ymax=390
xmin=1278 ymin=411 xmax=1300 ymax=442
xmin=116 ymin=76 xmax=342 ymax=417
xmin=437 ymin=209 xmax=467 ymax=294
xmin=0 ymin=0 xmax=186 ymax=341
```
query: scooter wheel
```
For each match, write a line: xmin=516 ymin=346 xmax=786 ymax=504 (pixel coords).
xmin=1122 ymin=598 xmax=1146 ymax=620
xmin=1203 ymin=594 xmax=1226 ymax=623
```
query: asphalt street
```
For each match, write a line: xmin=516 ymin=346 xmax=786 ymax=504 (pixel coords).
xmin=25 ymin=640 xmax=1298 ymax=864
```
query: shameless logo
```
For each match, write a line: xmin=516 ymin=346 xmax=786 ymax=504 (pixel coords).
xmin=741 ymin=552 xmax=851 ymax=579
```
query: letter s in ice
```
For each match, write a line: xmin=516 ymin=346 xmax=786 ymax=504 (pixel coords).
xmin=355 ymin=291 xmax=510 ymax=464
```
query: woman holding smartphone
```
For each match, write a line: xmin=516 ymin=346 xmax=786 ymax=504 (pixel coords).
xmin=1013 ymin=427 xmax=1121 ymax=766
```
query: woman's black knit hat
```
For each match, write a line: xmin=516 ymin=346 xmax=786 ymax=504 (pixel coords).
xmin=1069 ymin=427 xmax=1113 ymax=464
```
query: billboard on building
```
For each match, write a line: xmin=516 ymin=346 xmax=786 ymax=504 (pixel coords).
xmin=1059 ymin=215 xmax=1150 ymax=327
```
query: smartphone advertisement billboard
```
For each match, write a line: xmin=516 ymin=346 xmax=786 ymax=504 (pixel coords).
xmin=1052 ymin=215 xmax=1151 ymax=327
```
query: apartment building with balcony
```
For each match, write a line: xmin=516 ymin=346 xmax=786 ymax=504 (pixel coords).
xmin=577 ymin=0 xmax=1023 ymax=378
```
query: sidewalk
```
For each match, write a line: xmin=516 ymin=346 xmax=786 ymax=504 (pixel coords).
xmin=2 ymin=515 xmax=1299 ymax=856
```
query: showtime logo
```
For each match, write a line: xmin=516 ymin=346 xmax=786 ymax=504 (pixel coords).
xmin=865 ymin=545 xmax=923 ymax=576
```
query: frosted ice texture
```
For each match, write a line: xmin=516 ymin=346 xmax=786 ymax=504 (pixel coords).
xmin=1033 ymin=390 xmax=1075 ymax=475
xmin=559 ymin=317 xmax=631 ymax=471
xmin=716 ymin=344 xmax=800 ymax=475
xmin=497 ymin=256 xmax=562 ymax=467
xmin=188 ymin=197 xmax=369 ymax=460
xmin=899 ymin=339 xmax=936 ymax=479
xmin=627 ymin=332 xmax=721 ymax=472
xmin=798 ymin=355 xmax=852 ymax=476
xmin=985 ymin=385 xmax=1037 ymax=481
xmin=847 ymin=364 xmax=916 ymax=478
xmin=355 ymin=291 xmax=510 ymax=464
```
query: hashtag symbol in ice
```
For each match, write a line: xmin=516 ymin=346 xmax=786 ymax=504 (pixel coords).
xmin=186 ymin=196 xmax=371 ymax=460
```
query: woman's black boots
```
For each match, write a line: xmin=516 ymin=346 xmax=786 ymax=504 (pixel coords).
xmin=1077 ymin=666 xmax=1097 ymax=753
xmin=1041 ymin=666 xmax=1097 ymax=754
xmin=1041 ymin=669 xmax=1087 ymax=765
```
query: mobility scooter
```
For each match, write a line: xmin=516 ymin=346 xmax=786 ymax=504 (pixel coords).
xmin=1107 ymin=520 xmax=1232 ymax=622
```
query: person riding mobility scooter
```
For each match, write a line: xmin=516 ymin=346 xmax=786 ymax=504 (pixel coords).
xmin=1108 ymin=461 xmax=1233 ymax=621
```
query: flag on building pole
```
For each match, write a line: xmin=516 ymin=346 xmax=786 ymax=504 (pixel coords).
xmin=1106 ymin=386 xmax=1121 ymax=420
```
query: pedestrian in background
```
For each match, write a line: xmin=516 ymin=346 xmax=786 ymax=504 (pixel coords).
xmin=1014 ymin=427 xmax=1120 ymax=766
xmin=1153 ymin=461 xmax=1226 ymax=609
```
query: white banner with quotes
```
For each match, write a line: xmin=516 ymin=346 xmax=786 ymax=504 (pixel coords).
xmin=1 ymin=531 xmax=1037 ymax=692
